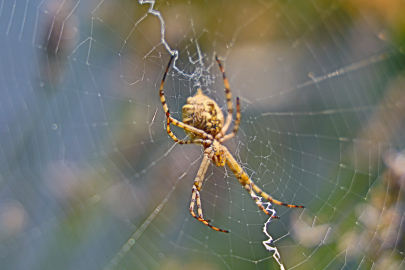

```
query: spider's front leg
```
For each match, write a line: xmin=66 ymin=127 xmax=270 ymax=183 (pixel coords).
xmin=243 ymin=183 xmax=279 ymax=219
xmin=189 ymin=149 xmax=229 ymax=233
xmin=224 ymin=149 xmax=304 ymax=216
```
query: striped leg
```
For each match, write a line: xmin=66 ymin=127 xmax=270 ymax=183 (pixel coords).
xmin=167 ymin=116 xmax=212 ymax=140
xmin=225 ymin=151 xmax=304 ymax=210
xmin=159 ymin=55 xmax=213 ymax=141
xmin=221 ymin=97 xmax=241 ymax=142
xmin=251 ymin=183 xmax=304 ymax=209
xmin=189 ymin=150 xmax=229 ymax=233
xmin=243 ymin=184 xmax=279 ymax=219
xmin=166 ymin=117 xmax=205 ymax=145
xmin=215 ymin=56 xmax=234 ymax=138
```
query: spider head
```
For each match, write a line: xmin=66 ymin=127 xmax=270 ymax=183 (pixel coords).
xmin=211 ymin=141 xmax=226 ymax=167
xmin=182 ymin=89 xmax=224 ymax=139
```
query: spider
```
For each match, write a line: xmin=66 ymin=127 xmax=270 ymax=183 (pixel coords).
xmin=159 ymin=55 xmax=304 ymax=233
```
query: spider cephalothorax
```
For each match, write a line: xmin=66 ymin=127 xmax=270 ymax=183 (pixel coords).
xmin=210 ymin=140 xmax=226 ymax=167
xmin=159 ymin=55 xmax=304 ymax=232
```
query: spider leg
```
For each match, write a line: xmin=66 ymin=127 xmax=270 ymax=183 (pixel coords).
xmin=220 ymin=97 xmax=241 ymax=142
xmin=167 ymin=117 xmax=213 ymax=140
xmin=225 ymin=150 xmax=305 ymax=210
xmin=159 ymin=56 xmax=213 ymax=141
xmin=195 ymin=189 xmax=206 ymax=220
xmin=250 ymin=181 xmax=304 ymax=208
xmin=243 ymin=184 xmax=279 ymax=219
xmin=215 ymin=56 xmax=233 ymax=138
xmin=189 ymin=150 xmax=229 ymax=233
xmin=166 ymin=117 xmax=206 ymax=145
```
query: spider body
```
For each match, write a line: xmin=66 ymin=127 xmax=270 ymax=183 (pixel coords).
xmin=159 ymin=55 xmax=304 ymax=233
xmin=182 ymin=88 xmax=224 ymax=139
xmin=209 ymin=140 xmax=227 ymax=167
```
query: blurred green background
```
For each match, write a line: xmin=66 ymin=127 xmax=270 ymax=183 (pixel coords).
xmin=0 ymin=0 xmax=405 ymax=269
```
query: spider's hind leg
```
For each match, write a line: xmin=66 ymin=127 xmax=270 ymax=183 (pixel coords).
xmin=166 ymin=117 xmax=204 ymax=145
xmin=215 ymin=56 xmax=233 ymax=137
xmin=159 ymin=56 xmax=213 ymax=141
xmin=221 ymin=96 xmax=241 ymax=142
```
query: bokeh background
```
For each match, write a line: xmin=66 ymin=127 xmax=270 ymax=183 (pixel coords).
xmin=1 ymin=0 xmax=405 ymax=269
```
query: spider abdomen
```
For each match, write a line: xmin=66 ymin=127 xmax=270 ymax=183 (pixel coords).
xmin=182 ymin=88 xmax=224 ymax=139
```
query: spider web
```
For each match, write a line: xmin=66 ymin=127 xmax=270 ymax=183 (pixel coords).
xmin=1 ymin=0 xmax=405 ymax=269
